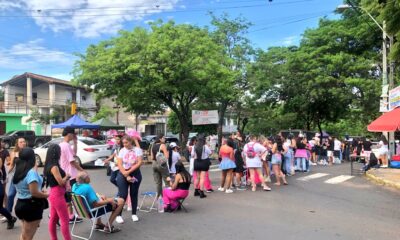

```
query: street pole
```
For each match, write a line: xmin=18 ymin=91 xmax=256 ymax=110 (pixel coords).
xmin=389 ymin=34 xmax=396 ymax=156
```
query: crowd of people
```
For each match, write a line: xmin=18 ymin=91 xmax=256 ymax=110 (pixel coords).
xmin=0 ymin=126 xmax=392 ymax=239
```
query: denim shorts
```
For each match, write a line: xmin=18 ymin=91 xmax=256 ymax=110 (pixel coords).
xmin=271 ymin=154 xmax=282 ymax=165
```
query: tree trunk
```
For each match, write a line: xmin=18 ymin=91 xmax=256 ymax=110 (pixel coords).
xmin=135 ymin=113 xmax=139 ymax=131
xmin=217 ymin=102 xmax=228 ymax=151
xmin=178 ymin=116 xmax=190 ymax=149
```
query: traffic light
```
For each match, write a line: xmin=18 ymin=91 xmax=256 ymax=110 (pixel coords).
xmin=71 ymin=102 xmax=77 ymax=115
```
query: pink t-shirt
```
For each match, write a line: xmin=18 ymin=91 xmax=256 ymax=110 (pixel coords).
xmin=59 ymin=141 xmax=78 ymax=180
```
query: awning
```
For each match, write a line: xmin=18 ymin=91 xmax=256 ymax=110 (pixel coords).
xmin=91 ymin=118 xmax=125 ymax=130
xmin=367 ymin=107 xmax=400 ymax=132
xmin=51 ymin=115 xmax=100 ymax=129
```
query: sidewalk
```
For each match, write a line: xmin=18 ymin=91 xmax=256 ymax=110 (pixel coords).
xmin=366 ymin=168 xmax=400 ymax=190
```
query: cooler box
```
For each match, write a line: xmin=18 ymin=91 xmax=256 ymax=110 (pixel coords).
xmin=390 ymin=155 xmax=400 ymax=168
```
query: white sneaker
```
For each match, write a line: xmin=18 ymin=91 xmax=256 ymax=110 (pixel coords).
xmin=0 ymin=216 xmax=7 ymax=223
xmin=225 ymin=189 xmax=233 ymax=194
xmin=264 ymin=176 xmax=271 ymax=183
xmin=116 ymin=216 xmax=124 ymax=224
xmin=217 ymin=187 xmax=225 ymax=192
xmin=127 ymin=206 xmax=132 ymax=211
xmin=131 ymin=215 xmax=139 ymax=222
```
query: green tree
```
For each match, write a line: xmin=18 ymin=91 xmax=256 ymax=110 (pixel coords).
xmin=74 ymin=21 xmax=227 ymax=146
xmin=91 ymin=105 xmax=117 ymax=122
xmin=208 ymin=13 xmax=253 ymax=146
xmin=27 ymin=108 xmax=58 ymax=134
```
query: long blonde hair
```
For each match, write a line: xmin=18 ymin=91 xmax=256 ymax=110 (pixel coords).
xmin=14 ymin=137 xmax=26 ymax=153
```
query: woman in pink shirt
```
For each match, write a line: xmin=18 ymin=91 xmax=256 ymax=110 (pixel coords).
xmin=218 ymin=138 xmax=236 ymax=194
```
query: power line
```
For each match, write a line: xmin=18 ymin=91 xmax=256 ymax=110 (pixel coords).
xmin=0 ymin=0 xmax=315 ymax=18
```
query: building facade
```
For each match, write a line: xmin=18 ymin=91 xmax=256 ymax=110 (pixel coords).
xmin=0 ymin=72 xmax=97 ymax=134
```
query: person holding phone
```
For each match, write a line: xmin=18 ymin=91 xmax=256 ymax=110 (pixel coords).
xmin=44 ymin=144 xmax=72 ymax=240
xmin=59 ymin=127 xmax=84 ymax=223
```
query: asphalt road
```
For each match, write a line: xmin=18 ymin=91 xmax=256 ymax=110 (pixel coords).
xmin=2 ymin=161 xmax=400 ymax=240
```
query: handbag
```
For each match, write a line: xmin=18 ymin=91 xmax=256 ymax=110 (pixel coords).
xmin=156 ymin=145 xmax=167 ymax=165
xmin=106 ymin=165 xmax=112 ymax=176
xmin=32 ymin=197 xmax=49 ymax=210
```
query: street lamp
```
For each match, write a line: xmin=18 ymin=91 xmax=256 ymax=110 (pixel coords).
xmin=337 ymin=4 xmax=390 ymax=113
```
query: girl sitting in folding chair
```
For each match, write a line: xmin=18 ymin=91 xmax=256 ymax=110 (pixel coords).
xmin=162 ymin=161 xmax=191 ymax=212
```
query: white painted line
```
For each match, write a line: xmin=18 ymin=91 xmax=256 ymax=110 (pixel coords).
xmin=209 ymin=168 xmax=222 ymax=172
xmin=324 ymin=175 xmax=354 ymax=184
xmin=297 ymin=173 xmax=330 ymax=181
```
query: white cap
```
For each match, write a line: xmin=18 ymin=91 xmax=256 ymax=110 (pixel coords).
xmin=298 ymin=134 xmax=304 ymax=138
xmin=169 ymin=142 xmax=179 ymax=148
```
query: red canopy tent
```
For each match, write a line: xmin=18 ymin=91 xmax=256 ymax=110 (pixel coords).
xmin=367 ymin=107 xmax=400 ymax=132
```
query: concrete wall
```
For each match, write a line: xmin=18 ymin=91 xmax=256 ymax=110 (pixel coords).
xmin=0 ymin=113 xmax=29 ymax=133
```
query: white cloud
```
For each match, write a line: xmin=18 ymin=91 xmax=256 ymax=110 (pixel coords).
xmin=2 ymin=0 xmax=181 ymax=38
xmin=0 ymin=39 xmax=75 ymax=70
xmin=281 ymin=35 xmax=299 ymax=46
xmin=50 ymin=73 xmax=73 ymax=81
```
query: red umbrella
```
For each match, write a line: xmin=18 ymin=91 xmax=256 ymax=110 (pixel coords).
xmin=367 ymin=107 xmax=400 ymax=132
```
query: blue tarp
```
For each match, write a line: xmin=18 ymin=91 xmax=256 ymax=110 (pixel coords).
xmin=51 ymin=115 xmax=100 ymax=129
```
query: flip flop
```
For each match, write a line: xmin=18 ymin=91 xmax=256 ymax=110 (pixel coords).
xmin=104 ymin=226 xmax=121 ymax=233
xmin=95 ymin=223 xmax=106 ymax=230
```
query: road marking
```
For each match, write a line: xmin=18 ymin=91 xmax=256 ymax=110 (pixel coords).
xmin=324 ymin=175 xmax=354 ymax=184
xmin=297 ymin=173 xmax=330 ymax=181
xmin=209 ymin=168 xmax=222 ymax=172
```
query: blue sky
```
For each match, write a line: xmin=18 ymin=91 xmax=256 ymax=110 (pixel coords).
xmin=0 ymin=0 xmax=343 ymax=82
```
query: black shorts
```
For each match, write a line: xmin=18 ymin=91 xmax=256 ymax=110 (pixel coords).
xmin=15 ymin=198 xmax=43 ymax=222
xmin=194 ymin=159 xmax=210 ymax=171
xmin=94 ymin=203 xmax=113 ymax=217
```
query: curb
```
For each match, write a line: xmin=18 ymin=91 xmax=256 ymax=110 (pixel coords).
xmin=365 ymin=171 xmax=400 ymax=190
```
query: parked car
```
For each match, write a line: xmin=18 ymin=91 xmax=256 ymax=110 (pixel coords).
xmin=0 ymin=130 xmax=52 ymax=149
xmin=34 ymin=137 xmax=112 ymax=167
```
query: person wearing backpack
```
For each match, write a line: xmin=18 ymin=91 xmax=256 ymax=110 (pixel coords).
xmin=150 ymin=134 xmax=170 ymax=198
xmin=243 ymin=135 xmax=271 ymax=192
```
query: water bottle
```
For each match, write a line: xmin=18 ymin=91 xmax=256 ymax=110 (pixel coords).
xmin=158 ymin=197 xmax=164 ymax=213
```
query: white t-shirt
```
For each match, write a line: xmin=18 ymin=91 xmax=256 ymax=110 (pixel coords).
xmin=243 ymin=142 xmax=267 ymax=162
xmin=334 ymin=139 xmax=341 ymax=151
xmin=118 ymin=147 xmax=143 ymax=170
xmin=191 ymin=145 xmax=212 ymax=160
xmin=170 ymin=151 xmax=181 ymax=174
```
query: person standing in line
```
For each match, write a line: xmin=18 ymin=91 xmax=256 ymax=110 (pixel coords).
xmin=58 ymin=127 xmax=84 ymax=223
xmin=14 ymin=148 xmax=48 ymax=240
xmin=44 ymin=144 xmax=71 ymax=240
xmin=327 ymin=136 xmax=334 ymax=165
xmin=0 ymin=139 xmax=10 ymax=218
xmin=6 ymin=137 xmax=26 ymax=215
xmin=116 ymin=134 xmax=143 ymax=222
xmin=192 ymin=136 xmax=212 ymax=198
xmin=104 ymin=135 xmax=124 ymax=187
xmin=187 ymin=137 xmax=197 ymax=176
xmin=283 ymin=136 xmax=294 ymax=176
xmin=260 ymin=137 xmax=272 ymax=183
xmin=233 ymin=132 xmax=246 ymax=190
xmin=271 ymin=135 xmax=288 ymax=186
xmin=168 ymin=142 xmax=181 ymax=178
xmin=150 ymin=134 xmax=170 ymax=198
xmin=243 ymin=135 xmax=271 ymax=192
xmin=218 ymin=138 xmax=236 ymax=194
xmin=333 ymin=136 xmax=342 ymax=164
xmin=294 ymin=135 xmax=308 ymax=171
xmin=0 ymin=142 xmax=16 ymax=229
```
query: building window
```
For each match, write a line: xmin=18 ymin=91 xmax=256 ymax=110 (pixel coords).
xmin=15 ymin=94 xmax=24 ymax=102
xmin=82 ymin=95 xmax=86 ymax=101
xmin=72 ymin=92 xmax=77 ymax=102
xmin=32 ymin=92 xmax=37 ymax=105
